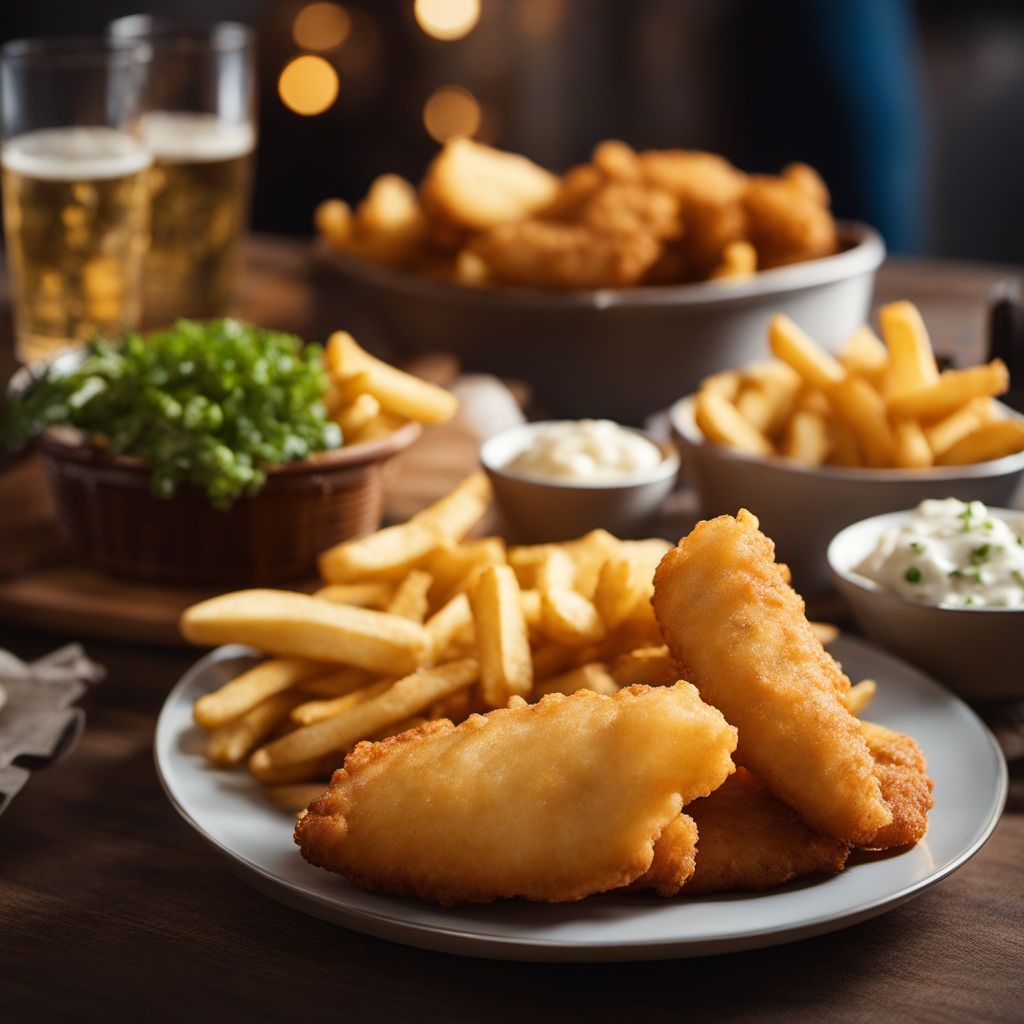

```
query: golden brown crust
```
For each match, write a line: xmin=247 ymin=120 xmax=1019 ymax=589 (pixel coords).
xmin=627 ymin=814 xmax=699 ymax=897
xmin=861 ymin=722 xmax=934 ymax=849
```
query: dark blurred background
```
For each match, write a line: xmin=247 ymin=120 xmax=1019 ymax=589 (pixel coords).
xmin=2 ymin=0 xmax=1023 ymax=262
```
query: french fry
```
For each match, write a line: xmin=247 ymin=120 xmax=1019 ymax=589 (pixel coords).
xmin=531 ymin=641 xmax=575 ymax=681
xmin=314 ymin=581 xmax=394 ymax=609
xmin=249 ymin=658 xmax=479 ymax=772
xmin=780 ymin=409 xmax=830 ymax=466
xmin=593 ymin=556 xmax=645 ymax=630
xmin=830 ymin=417 xmax=862 ymax=467
xmin=893 ymin=419 xmax=934 ymax=469
xmin=533 ymin=662 xmax=619 ymax=698
xmin=425 ymin=536 xmax=506 ymax=605
xmin=319 ymin=520 xmax=440 ymax=583
xmin=327 ymin=331 xmax=458 ymax=424
xmin=541 ymin=587 xmax=605 ymax=647
xmin=385 ymin=569 xmax=433 ymax=622
xmin=695 ymin=390 xmax=772 ymax=457
xmin=847 ymin=679 xmax=877 ymax=716
xmin=565 ymin=530 xmax=621 ymax=598
xmin=809 ymin=621 xmax=839 ymax=646
xmin=292 ymin=677 xmax=395 ymax=726
xmin=181 ymin=590 xmax=433 ymax=676
xmin=535 ymin=546 xmax=577 ymax=592
xmin=887 ymin=360 xmax=1009 ymax=421
xmin=206 ymin=692 xmax=305 ymax=766
xmin=263 ymin=782 xmax=330 ymax=814
xmin=519 ymin=589 xmax=543 ymax=632
xmin=609 ymin=645 xmax=678 ymax=687
xmin=349 ymin=411 xmax=405 ymax=442
xmin=425 ymin=592 xmax=474 ymax=661
xmin=412 ymin=470 xmax=491 ymax=540
xmin=700 ymin=370 xmax=741 ymax=402
xmin=769 ymin=314 xmax=845 ymax=391
xmin=427 ymin=686 xmax=477 ymax=722
xmin=840 ymin=325 xmax=888 ymax=390
xmin=335 ymin=392 xmax=382 ymax=438
xmin=879 ymin=301 xmax=938 ymax=396
xmin=828 ymin=376 xmax=897 ymax=468
xmin=736 ymin=362 xmax=801 ymax=438
xmin=193 ymin=656 xmax=329 ymax=730
xmin=250 ymin=751 xmax=343 ymax=785
xmin=710 ymin=240 xmax=757 ymax=280
xmin=298 ymin=665 xmax=375 ymax=698
xmin=469 ymin=565 xmax=533 ymax=707
xmin=923 ymin=397 xmax=994 ymax=458
xmin=795 ymin=386 xmax=831 ymax=416
xmin=936 ymin=419 xmax=1024 ymax=466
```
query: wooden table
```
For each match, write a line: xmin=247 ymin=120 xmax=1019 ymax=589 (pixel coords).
xmin=2 ymin=238 xmax=1022 ymax=1021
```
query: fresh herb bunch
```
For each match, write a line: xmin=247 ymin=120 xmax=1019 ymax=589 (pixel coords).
xmin=2 ymin=319 xmax=342 ymax=509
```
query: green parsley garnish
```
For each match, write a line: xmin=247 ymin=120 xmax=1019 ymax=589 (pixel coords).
xmin=949 ymin=569 xmax=963 ymax=579
xmin=905 ymin=566 xmax=923 ymax=584
xmin=970 ymin=544 xmax=991 ymax=565
xmin=964 ymin=596 xmax=976 ymax=606
xmin=1013 ymin=570 xmax=1024 ymax=586
xmin=2 ymin=319 xmax=340 ymax=509
xmin=910 ymin=541 xmax=926 ymax=554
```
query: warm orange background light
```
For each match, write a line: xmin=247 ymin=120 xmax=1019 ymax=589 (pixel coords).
xmin=414 ymin=0 xmax=481 ymax=41
xmin=422 ymin=85 xmax=481 ymax=142
xmin=293 ymin=3 xmax=352 ymax=51
xmin=278 ymin=55 xmax=340 ymax=115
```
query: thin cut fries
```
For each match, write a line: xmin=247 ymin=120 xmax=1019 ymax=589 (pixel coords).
xmin=386 ymin=569 xmax=433 ymax=622
xmin=695 ymin=302 xmax=1022 ymax=469
xmin=470 ymin=565 xmax=533 ymax=706
xmin=206 ymin=692 xmax=305 ymax=766
xmin=291 ymin=677 xmax=395 ymax=726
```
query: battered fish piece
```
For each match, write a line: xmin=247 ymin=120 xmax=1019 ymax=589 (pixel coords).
xmin=627 ymin=813 xmax=699 ymax=896
xmin=295 ymin=683 xmax=737 ymax=906
xmin=683 ymin=769 xmax=850 ymax=894
xmin=653 ymin=510 xmax=893 ymax=846
xmin=861 ymin=721 xmax=933 ymax=849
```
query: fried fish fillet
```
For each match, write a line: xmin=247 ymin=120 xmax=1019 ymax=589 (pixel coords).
xmin=682 ymin=769 xmax=850 ymax=894
xmin=626 ymin=813 xmax=699 ymax=896
xmin=652 ymin=510 xmax=893 ymax=846
xmin=860 ymin=721 xmax=934 ymax=849
xmin=295 ymin=683 xmax=736 ymax=906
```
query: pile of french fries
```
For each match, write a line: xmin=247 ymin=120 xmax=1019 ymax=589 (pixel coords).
xmin=323 ymin=331 xmax=459 ymax=442
xmin=696 ymin=301 xmax=1024 ymax=469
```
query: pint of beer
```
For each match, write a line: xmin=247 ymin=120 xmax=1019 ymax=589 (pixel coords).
xmin=141 ymin=112 xmax=255 ymax=326
xmin=0 ymin=37 xmax=151 ymax=366
xmin=2 ymin=128 xmax=151 ymax=365
xmin=109 ymin=18 xmax=257 ymax=326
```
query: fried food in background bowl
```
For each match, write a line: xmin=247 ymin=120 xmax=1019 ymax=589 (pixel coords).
xmin=669 ymin=303 xmax=1024 ymax=594
xmin=314 ymin=139 xmax=883 ymax=422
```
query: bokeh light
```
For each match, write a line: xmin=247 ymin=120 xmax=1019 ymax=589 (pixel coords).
xmin=293 ymin=3 xmax=352 ymax=51
xmin=422 ymin=85 xmax=482 ymax=142
xmin=278 ymin=55 xmax=340 ymax=116
xmin=414 ymin=0 xmax=481 ymax=41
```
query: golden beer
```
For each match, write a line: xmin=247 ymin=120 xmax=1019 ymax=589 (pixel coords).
xmin=141 ymin=111 xmax=255 ymax=325
xmin=1 ymin=126 xmax=151 ymax=365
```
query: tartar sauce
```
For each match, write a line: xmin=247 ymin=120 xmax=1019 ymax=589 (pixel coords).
xmin=506 ymin=420 xmax=663 ymax=482
xmin=855 ymin=498 xmax=1024 ymax=608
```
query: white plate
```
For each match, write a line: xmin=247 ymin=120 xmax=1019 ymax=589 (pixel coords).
xmin=155 ymin=637 xmax=1007 ymax=962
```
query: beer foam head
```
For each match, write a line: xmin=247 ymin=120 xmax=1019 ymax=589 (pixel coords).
xmin=142 ymin=111 xmax=255 ymax=163
xmin=2 ymin=126 xmax=152 ymax=181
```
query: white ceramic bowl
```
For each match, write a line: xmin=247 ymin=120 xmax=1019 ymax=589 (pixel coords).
xmin=669 ymin=395 xmax=1024 ymax=596
xmin=480 ymin=422 xmax=680 ymax=543
xmin=315 ymin=223 xmax=884 ymax=423
xmin=828 ymin=508 xmax=1024 ymax=699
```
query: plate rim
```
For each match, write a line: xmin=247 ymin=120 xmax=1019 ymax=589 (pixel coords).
xmin=155 ymin=640 xmax=1008 ymax=961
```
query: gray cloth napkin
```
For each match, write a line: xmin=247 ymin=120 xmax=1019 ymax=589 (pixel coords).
xmin=0 ymin=644 xmax=104 ymax=813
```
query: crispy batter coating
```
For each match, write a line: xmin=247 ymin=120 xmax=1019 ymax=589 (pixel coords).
xmin=683 ymin=769 xmax=850 ymax=894
xmin=295 ymin=683 xmax=737 ymax=906
xmin=627 ymin=813 xmax=699 ymax=896
xmin=573 ymin=182 xmax=683 ymax=242
xmin=861 ymin=721 xmax=933 ymax=849
xmin=743 ymin=175 xmax=837 ymax=269
xmin=652 ymin=510 xmax=893 ymax=845
xmin=469 ymin=220 xmax=661 ymax=290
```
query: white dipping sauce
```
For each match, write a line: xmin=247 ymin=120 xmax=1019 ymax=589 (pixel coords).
xmin=856 ymin=498 xmax=1024 ymax=608
xmin=506 ymin=420 xmax=663 ymax=482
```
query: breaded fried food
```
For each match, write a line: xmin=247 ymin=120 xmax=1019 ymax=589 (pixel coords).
xmin=683 ymin=769 xmax=850 ymax=894
xmin=652 ymin=510 xmax=893 ymax=846
xmin=626 ymin=813 xmax=699 ymax=897
xmin=468 ymin=220 xmax=661 ymax=290
xmin=861 ymin=721 xmax=934 ymax=849
xmin=743 ymin=174 xmax=837 ymax=269
xmin=295 ymin=682 xmax=737 ymax=906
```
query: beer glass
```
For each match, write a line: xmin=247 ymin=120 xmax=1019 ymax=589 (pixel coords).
xmin=109 ymin=17 xmax=257 ymax=326
xmin=0 ymin=37 xmax=152 ymax=366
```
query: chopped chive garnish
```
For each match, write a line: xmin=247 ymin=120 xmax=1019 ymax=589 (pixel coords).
xmin=905 ymin=566 xmax=923 ymax=584
xmin=971 ymin=544 xmax=991 ymax=565
xmin=910 ymin=541 xmax=926 ymax=554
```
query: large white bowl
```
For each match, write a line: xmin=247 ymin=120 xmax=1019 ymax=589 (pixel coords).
xmin=828 ymin=508 xmax=1024 ymax=699
xmin=480 ymin=421 xmax=679 ymax=542
xmin=315 ymin=223 xmax=884 ymax=423
xmin=669 ymin=395 xmax=1024 ymax=596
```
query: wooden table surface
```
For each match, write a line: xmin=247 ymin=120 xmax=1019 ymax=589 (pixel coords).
xmin=2 ymin=237 xmax=1022 ymax=1022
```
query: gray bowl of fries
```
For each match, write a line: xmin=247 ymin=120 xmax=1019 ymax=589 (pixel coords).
xmin=314 ymin=138 xmax=884 ymax=424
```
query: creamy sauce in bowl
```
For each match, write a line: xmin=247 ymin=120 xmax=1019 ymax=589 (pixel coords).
xmin=505 ymin=419 xmax=664 ymax=483
xmin=855 ymin=498 xmax=1024 ymax=608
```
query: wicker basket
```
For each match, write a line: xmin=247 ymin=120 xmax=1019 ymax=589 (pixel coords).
xmin=37 ymin=422 xmax=422 ymax=586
